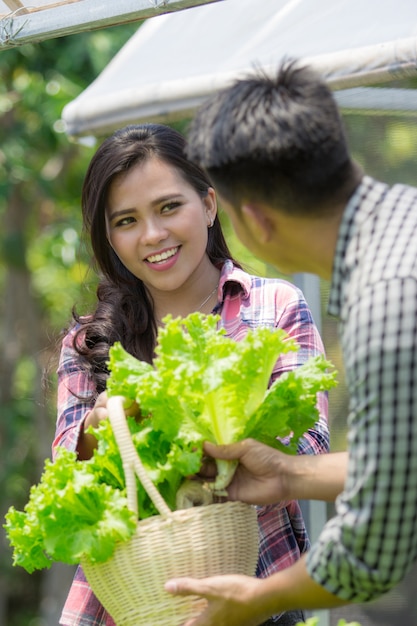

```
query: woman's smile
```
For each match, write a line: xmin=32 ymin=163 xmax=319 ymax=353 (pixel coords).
xmin=145 ymin=245 xmax=181 ymax=268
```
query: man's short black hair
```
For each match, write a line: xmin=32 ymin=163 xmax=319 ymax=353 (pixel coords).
xmin=187 ymin=59 xmax=356 ymax=215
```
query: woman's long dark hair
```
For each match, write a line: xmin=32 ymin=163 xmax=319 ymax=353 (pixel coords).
xmin=72 ymin=124 xmax=239 ymax=394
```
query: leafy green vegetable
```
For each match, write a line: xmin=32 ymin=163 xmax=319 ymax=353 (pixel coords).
xmin=4 ymin=312 xmax=337 ymax=573
xmin=4 ymin=447 xmax=136 ymax=573
xmin=107 ymin=313 xmax=337 ymax=489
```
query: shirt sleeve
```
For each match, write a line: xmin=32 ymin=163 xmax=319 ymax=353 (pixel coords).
xmin=307 ymin=277 xmax=417 ymax=601
xmin=52 ymin=327 xmax=96 ymax=460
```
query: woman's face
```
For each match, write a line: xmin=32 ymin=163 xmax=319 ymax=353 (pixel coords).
xmin=105 ymin=157 xmax=217 ymax=300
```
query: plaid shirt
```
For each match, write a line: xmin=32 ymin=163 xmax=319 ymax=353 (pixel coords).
xmin=307 ymin=176 xmax=417 ymax=602
xmin=55 ymin=260 xmax=329 ymax=626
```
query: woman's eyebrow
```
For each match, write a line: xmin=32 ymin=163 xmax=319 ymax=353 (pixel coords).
xmin=108 ymin=192 xmax=186 ymax=221
xmin=107 ymin=207 xmax=134 ymax=221
xmin=150 ymin=192 xmax=184 ymax=206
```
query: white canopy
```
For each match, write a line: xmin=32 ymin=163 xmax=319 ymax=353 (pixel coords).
xmin=62 ymin=0 xmax=417 ymax=137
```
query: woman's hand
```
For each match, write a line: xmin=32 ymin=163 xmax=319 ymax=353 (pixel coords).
xmin=77 ymin=392 xmax=140 ymax=460
xmin=87 ymin=391 xmax=109 ymax=427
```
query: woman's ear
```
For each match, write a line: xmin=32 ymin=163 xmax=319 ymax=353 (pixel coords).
xmin=241 ymin=203 xmax=274 ymax=243
xmin=205 ymin=187 xmax=218 ymax=227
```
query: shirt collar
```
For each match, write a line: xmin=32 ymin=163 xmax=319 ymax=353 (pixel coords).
xmin=218 ymin=259 xmax=252 ymax=301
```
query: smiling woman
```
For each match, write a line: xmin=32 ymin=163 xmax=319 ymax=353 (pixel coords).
xmin=105 ymin=156 xmax=219 ymax=320
xmin=52 ymin=123 xmax=330 ymax=626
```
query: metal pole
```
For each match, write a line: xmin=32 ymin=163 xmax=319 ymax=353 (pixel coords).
xmin=0 ymin=0 xmax=223 ymax=49
xmin=293 ymin=272 xmax=330 ymax=626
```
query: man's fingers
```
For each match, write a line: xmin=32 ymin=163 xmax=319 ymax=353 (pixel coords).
xmin=165 ymin=577 xmax=208 ymax=597
xmin=203 ymin=439 xmax=252 ymax=460
xmin=165 ymin=578 xmax=213 ymax=626
xmin=165 ymin=576 xmax=218 ymax=598
xmin=196 ymin=457 xmax=217 ymax=480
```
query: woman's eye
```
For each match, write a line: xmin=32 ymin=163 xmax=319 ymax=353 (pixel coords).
xmin=161 ymin=201 xmax=180 ymax=214
xmin=115 ymin=216 xmax=135 ymax=227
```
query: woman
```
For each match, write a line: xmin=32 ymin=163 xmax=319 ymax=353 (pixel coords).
xmin=54 ymin=124 xmax=329 ymax=626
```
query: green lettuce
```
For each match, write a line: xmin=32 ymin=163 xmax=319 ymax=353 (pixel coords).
xmin=107 ymin=313 xmax=337 ymax=490
xmin=4 ymin=447 xmax=137 ymax=573
xmin=4 ymin=312 xmax=337 ymax=573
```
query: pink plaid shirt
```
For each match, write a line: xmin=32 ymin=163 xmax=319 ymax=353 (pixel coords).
xmin=55 ymin=260 xmax=329 ymax=626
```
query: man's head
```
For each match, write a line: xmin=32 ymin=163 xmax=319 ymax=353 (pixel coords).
xmin=187 ymin=59 xmax=359 ymax=218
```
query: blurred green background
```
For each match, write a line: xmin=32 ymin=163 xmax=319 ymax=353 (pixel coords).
xmin=1 ymin=20 xmax=417 ymax=625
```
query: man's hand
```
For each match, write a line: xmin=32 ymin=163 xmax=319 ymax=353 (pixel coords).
xmin=202 ymin=440 xmax=347 ymax=504
xmin=202 ymin=439 xmax=293 ymax=505
xmin=165 ymin=555 xmax=348 ymax=625
xmin=165 ymin=574 xmax=272 ymax=626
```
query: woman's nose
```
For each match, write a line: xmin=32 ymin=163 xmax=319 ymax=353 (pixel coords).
xmin=140 ymin=217 xmax=168 ymax=245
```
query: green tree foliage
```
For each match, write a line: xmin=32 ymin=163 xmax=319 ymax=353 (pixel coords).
xmin=0 ymin=23 xmax=138 ymax=625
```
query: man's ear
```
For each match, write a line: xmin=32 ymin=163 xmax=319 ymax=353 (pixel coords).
xmin=241 ymin=203 xmax=273 ymax=243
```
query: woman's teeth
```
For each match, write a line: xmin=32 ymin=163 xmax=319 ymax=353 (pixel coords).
xmin=147 ymin=247 xmax=178 ymax=264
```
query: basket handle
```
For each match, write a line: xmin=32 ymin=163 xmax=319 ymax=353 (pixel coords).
xmin=107 ymin=395 xmax=172 ymax=519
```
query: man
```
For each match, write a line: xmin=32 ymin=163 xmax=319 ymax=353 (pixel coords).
xmin=164 ymin=59 xmax=417 ymax=626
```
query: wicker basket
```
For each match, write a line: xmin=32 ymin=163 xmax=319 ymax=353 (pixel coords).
xmin=81 ymin=395 xmax=259 ymax=626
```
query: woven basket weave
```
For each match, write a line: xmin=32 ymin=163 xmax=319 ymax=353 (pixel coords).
xmin=81 ymin=395 xmax=259 ymax=626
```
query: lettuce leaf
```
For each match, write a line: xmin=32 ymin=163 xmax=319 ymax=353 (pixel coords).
xmin=107 ymin=313 xmax=337 ymax=489
xmin=5 ymin=312 xmax=337 ymax=572
xmin=4 ymin=447 xmax=136 ymax=573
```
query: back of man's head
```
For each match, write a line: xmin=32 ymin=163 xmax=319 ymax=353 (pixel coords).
xmin=187 ymin=59 xmax=356 ymax=216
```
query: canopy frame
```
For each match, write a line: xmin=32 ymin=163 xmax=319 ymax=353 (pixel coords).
xmin=0 ymin=0 xmax=221 ymax=48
